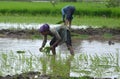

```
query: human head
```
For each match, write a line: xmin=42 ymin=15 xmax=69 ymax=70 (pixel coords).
xmin=39 ymin=24 xmax=50 ymax=33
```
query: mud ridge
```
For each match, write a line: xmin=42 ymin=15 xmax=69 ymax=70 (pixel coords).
xmin=0 ymin=71 xmax=115 ymax=79
xmin=71 ymin=27 xmax=120 ymax=35
xmin=0 ymin=27 xmax=120 ymax=39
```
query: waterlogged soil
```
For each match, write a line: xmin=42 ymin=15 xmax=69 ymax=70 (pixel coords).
xmin=0 ymin=27 xmax=120 ymax=79
xmin=0 ymin=27 xmax=120 ymax=40
xmin=0 ymin=71 xmax=94 ymax=79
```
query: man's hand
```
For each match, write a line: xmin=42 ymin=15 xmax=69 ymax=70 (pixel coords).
xmin=39 ymin=47 xmax=43 ymax=52
xmin=50 ymin=45 xmax=54 ymax=50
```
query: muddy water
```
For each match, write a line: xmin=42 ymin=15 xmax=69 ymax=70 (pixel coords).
xmin=1 ymin=22 xmax=119 ymax=55
xmin=0 ymin=23 xmax=88 ymax=30
xmin=0 ymin=23 xmax=120 ymax=78
xmin=0 ymin=38 xmax=120 ymax=56
xmin=0 ymin=38 xmax=120 ymax=78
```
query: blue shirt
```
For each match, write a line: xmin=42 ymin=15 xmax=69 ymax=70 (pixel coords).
xmin=61 ymin=5 xmax=75 ymax=21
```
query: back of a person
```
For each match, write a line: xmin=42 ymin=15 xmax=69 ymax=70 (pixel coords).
xmin=61 ymin=5 xmax=75 ymax=29
xmin=63 ymin=6 xmax=75 ymax=14
xmin=50 ymin=25 xmax=69 ymax=43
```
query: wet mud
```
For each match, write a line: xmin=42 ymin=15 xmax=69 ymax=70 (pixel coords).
xmin=0 ymin=27 xmax=120 ymax=39
xmin=0 ymin=29 xmax=39 ymax=39
xmin=71 ymin=27 xmax=120 ymax=40
xmin=0 ymin=71 xmax=114 ymax=79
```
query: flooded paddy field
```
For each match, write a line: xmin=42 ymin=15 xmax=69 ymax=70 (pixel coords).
xmin=0 ymin=38 xmax=120 ymax=79
xmin=0 ymin=23 xmax=88 ymax=30
xmin=0 ymin=23 xmax=120 ymax=79
xmin=0 ymin=37 xmax=120 ymax=56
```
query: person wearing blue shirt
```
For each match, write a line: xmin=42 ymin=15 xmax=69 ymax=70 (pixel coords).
xmin=61 ymin=5 xmax=75 ymax=30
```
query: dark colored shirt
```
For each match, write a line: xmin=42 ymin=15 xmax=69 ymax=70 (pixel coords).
xmin=61 ymin=5 xmax=75 ymax=21
xmin=50 ymin=25 xmax=68 ymax=44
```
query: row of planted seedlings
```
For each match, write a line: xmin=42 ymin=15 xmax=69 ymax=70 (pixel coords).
xmin=0 ymin=49 xmax=120 ymax=78
xmin=0 ymin=2 xmax=120 ymax=17
xmin=73 ymin=50 xmax=120 ymax=78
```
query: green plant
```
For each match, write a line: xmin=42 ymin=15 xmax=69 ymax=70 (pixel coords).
xmin=42 ymin=46 xmax=51 ymax=55
xmin=0 ymin=2 xmax=120 ymax=17
xmin=103 ymin=33 xmax=113 ymax=38
xmin=17 ymin=50 xmax=25 ymax=53
xmin=107 ymin=0 xmax=120 ymax=7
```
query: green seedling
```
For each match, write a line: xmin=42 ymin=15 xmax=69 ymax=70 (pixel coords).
xmin=16 ymin=50 xmax=25 ymax=54
xmin=42 ymin=46 xmax=51 ymax=55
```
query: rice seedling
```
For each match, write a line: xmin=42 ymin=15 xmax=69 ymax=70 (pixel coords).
xmin=0 ymin=2 xmax=120 ymax=17
xmin=41 ymin=46 xmax=51 ymax=55
xmin=0 ymin=50 xmax=120 ymax=78
xmin=16 ymin=50 xmax=25 ymax=54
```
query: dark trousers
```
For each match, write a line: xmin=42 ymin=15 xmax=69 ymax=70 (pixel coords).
xmin=50 ymin=30 xmax=72 ymax=47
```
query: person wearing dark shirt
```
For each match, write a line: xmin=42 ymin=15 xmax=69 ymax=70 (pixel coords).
xmin=61 ymin=5 xmax=75 ymax=30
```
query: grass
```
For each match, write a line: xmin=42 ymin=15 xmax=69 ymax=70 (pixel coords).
xmin=71 ymin=33 xmax=89 ymax=39
xmin=73 ymin=16 xmax=120 ymax=28
xmin=0 ymin=15 xmax=120 ymax=28
xmin=103 ymin=33 xmax=113 ymax=39
xmin=0 ymin=1 xmax=120 ymax=17
xmin=0 ymin=1 xmax=120 ymax=28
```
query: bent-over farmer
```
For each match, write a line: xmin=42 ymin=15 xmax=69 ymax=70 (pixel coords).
xmin=39 ymin=24 xmax=74 ymax=55
xmin=61 ymin=5 xmax=75 ymax=29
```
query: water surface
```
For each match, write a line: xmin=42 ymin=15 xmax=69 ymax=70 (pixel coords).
xmin=0 ymin=23 xmax=88 ymax=30
xmin=0 ymin=38 xmax=120 ymax=78
xmin=0 ymin=38 xmax=120 ymax=56
xmin=0 ymin=23 xmax=120 ymax=78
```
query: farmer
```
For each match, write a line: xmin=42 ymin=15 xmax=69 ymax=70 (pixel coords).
xmin=61 ymin=5 xmax=75 ymax=29
xmin=39 ymin=24 xmax=74 ymax=55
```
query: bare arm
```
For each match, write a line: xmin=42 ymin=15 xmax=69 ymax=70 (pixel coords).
xmin=41 ymin=35 xmax=47 ymax=48
xmin=52 ymin=31 xmax=61 ymax=48
xmin=39 ymin=35 xmax=47 ymax=51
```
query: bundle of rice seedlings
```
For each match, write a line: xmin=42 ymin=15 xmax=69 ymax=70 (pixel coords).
xmin=42 ymin=46 xmax=51 ymax=54
xmin=16 ymin=50 xmax=25 ymax=54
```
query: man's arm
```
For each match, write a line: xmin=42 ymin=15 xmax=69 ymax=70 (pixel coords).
xmin=52 ymin=31 xmax=61 ymax=48
xmin=39 ymin=35 xmax=47 ymax=51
